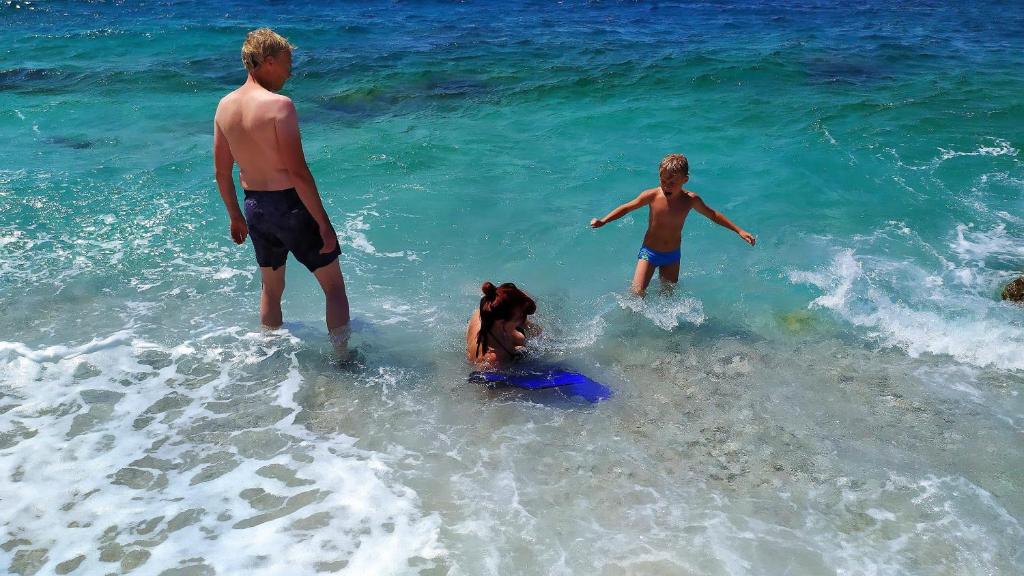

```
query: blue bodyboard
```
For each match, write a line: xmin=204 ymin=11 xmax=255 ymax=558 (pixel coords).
xmin=470 ymin=367 xmax=612 ymax=403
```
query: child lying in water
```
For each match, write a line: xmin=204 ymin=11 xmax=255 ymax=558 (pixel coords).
xmin=466 ymin=282 xmax=540 ymax=368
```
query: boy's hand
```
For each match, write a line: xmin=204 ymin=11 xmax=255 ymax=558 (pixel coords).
xmin=739 ymin=230 xmax=756 ymax=246
xmin=590 ymin=218 xmax=605 ymax=229
xmin=230 ymin=216 xmax=248 ymax=245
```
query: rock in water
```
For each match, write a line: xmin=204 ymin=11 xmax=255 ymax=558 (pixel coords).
xmin=1002 ymin=276 xmax=1024 ymax=302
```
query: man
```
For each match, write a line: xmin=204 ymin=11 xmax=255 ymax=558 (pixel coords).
xmin=213 ymin=28 xmax=350 ymax=345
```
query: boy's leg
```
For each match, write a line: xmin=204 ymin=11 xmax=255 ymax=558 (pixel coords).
xmin=313 ymin=259 xmax=350 ymax=332
xmin=657 ymin=261 xmax=680 ymax=295
xmin=631 ymin=259 xmax=657 ymax=296
xmin=259 ymin=265 xmax=286 ymax=329
xmin=658 ymin=261 xmax=680 ymax=284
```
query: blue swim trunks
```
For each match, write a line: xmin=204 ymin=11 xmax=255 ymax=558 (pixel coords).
xmin=243 ymin=188 xmax=341 ymax=272
xmin=637 ymin=244 xmax=681 ymax=267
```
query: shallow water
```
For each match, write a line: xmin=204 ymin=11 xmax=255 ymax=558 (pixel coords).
xmin=2 ymin=1 xmax=1023 ymax=575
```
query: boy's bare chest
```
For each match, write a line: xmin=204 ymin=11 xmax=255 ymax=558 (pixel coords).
xmin=649 ymin=195 xmax=693 ymax=223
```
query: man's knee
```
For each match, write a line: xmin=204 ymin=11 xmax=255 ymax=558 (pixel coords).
xmin=318 ymin=270 xmax=347 ymax=299
xmin=262 ymin=280 xmax=285 ymax=300
xmin=322 ymin=282 xmax=347 ymax=302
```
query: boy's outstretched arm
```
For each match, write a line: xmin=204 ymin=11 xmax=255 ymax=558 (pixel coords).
xmin=693 ymin=195 xmax=756 ymax=246
xmin=590 ymin=190 xmax=655 ymax=229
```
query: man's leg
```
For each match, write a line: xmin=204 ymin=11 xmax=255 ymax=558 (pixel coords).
xmin=658 ymin=261 xmax=680 ymax=294
xmin=313 ymin=259 xmax=350 ymax=331
xmin=631 ymin=259 xmax=657 ymax=297
xmin=259 ymin=265 xmax=286 ymax=328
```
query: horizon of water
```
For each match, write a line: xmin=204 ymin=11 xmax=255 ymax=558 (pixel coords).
xmin=2 ymin=1 xmax=1023 ymax=575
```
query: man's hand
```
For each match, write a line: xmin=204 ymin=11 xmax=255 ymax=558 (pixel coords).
xmin=230 ymin=216 xmax=248 ymax=245
xmin=319 ymin=224 xmax=338 ymax=254
xmin=590 ymin=218 xmax=605 ymax=229
xmin=739 ymin=230 xmax=756 ymax=246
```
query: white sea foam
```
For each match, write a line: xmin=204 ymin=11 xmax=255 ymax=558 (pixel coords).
xmin=894 ymin=137 xmax=1020 ymax=171
xmin=0 ymin=228 xmax=24 ymax=247
xmin=823 ymin=474 xmax=1023 ymax=574
xmin=211 ymin=266 xmax=250 ymax=280
xmin=821 ymin=126 xmax=838 ymax=146
xmin=615 ymin=291 xmax=706 ymax=331
xmin=951 ymin=223 xmax=1024 ymax=266
xmin=540 ymin=313 xmax=608 ymax=354
xmin=0 ymin=328 xmax=444 ymax=575
xmin=790 ymin=247 xmax=1024 ymax=371
xmin=338 ymin=211 xmax=410 ymax=259
xmin=937 ymin=138 xmax=1018 ymax=161
xmin=912 ymin=364 xmax=985 ymax=402
xmin=691 ymin=473 xmax=1024 ymax=575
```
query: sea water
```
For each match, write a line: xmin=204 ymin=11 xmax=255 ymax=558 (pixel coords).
xmin=2 ymin=1 xmax=1023 ymax=574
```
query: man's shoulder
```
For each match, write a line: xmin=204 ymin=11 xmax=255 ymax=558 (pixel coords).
xmin=261 ymin=90 xmax=293 ymax=103
xmin=258 ymin=91 xmax=294 ymax=107
xmin=255 ymin=92 xmax=295 ymax=119
xmin=220 ymin=87 xmax=293 ymax=108
xmin=215 ymin=90 xmax=238 ymax=112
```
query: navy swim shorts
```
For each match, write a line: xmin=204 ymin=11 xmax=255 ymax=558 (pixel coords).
xmin=242 ymin=188 xmax=341 ymax=272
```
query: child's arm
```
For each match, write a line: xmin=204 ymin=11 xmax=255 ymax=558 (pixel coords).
xmin=590 ymin=190 xmax=655 ymax=228
xmin=693 ymin=194 xmax=756 ymax=246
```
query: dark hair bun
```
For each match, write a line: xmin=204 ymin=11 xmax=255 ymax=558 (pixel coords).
xmin=481 ymin=282 xmax=497 ymax=298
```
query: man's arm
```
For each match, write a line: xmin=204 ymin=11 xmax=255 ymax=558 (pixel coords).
xmin=213 ymin=117 xmax=247 ymax=245
xmin=274 ymin=98 xmax=338 ymax=254
xmin=692 ymin=194 xmax=756 ymax=246
xmin=590 ymin=190 xmax=654 ymax=228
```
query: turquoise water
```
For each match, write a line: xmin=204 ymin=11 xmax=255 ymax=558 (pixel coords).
xmin=2 ymin=2 xmax=1023 ymax=574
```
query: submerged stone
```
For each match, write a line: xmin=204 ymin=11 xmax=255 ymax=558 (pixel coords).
xmin=166 ymin=508 xmax=205 ymax=533
xmin=157 ymin=564 xmax=215 ymax=576
xmin=230 ymin=429 xmax=290 ymax=460
xmin=10 ymin=548 xmax=48 ymax=576
xmin=239 ymin=487 xmax=286 ymax=512
xmin=189 ymin=458 xmax=240 ymax=485
xmin=256 ymin=463 xmax=315 ymax=487
xmin=232 ymin=489 xmax=323 ymax=529
xmin=121 ymin=548 xmax=152 ymax=571
xmin=112 ymin=467 xmax=155 ymax=489
xmin=99 ymin=541 xmax=124 ymax=562
xmin=779 ymin=309 xmax=816 ymax=332
xmin=1 ymin=538 xmax=31 ymax=552
xmin=45 ymin=136 xmax=93 ymax=150
xmin=55 ymin=555 xmax=86 ymax=574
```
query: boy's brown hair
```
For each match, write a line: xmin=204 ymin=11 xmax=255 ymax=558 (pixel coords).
xmin=241 ymin=28 xmax=295 ymax=72
xmin=659 ymin=153 xmax=689 ymax=178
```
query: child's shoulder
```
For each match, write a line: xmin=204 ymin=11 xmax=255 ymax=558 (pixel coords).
xmin=681 ymin=188 xmax=703 ymax=202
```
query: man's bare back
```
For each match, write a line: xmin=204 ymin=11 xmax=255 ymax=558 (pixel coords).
xmin=215 ymin=87 xmax=294 ymax=192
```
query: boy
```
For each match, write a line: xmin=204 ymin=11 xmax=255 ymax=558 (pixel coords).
xmin=590 ymin=154 xmax=755 ymax=295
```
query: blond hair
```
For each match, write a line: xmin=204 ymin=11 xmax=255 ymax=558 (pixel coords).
xmin=241 ymin=28 xmax=295 ymax=72
xmin=659 ymin=153 xmax=689 ymax=178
